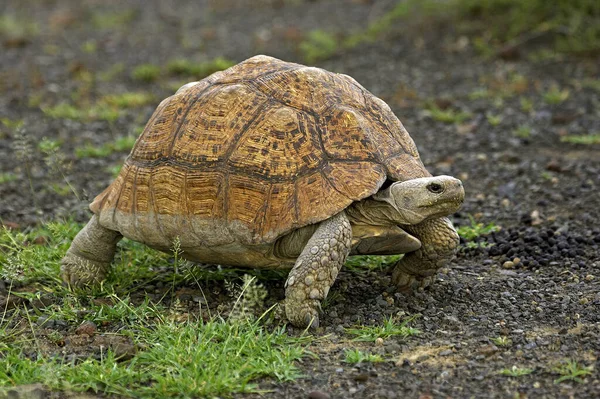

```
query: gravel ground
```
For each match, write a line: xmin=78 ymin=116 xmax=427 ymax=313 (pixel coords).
xmin=1 ymin=0 xmax=599 ymax=398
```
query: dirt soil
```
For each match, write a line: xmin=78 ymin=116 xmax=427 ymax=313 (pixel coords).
xmin=1 ymin=0 xmax=600 ymax=398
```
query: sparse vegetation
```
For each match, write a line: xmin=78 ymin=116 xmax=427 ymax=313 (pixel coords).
xmin=101 ymin=92 xmax=156 ymax=108
xmin=42 ymin=103 xmax=120 ymax=122
xmin=131 ymin=64 xmax=161 ymax=83
xmin=519 ymin=97 xmax=534 ymax=112
xmin=425 ymin=103 xmax=471 ymax=124
xmin=345 ymin=255 xmax=401 ymax=272
xmin=0 ymin=220 xmax=313 ymax=397
xmin=166 ymin=57 xmax=235 ymax=78
xmin=543 ymin=85 xmax=570 ymax=105
xmin=75 ymin=136 xmax=137 ymax=159
xmin=499 ymin=366 xmax=534 ymax=377
xmin=560 ymin=134 xmax=600 ymax=145
xmin=514 ymin=125 xmax=532 ymax=139
xmin=91 ymin=9 xmax=136 ymax=30
xmin=457 ymin=216 xmax=500 ymax=241
xmin=491 ymin=336 xmax=512 ymax=347
xmin=344 ymin=349 xmax=385 ymax=364
xmin=0 ymin=15 xmax=38 ymax=44
xmin=0 ymin=172 xmax=17 ymax=184
xmin=486 ymin=113 xmax=502 ymax=126
xmin=299 ymin=30 xmax=338 ymax=63
xmin=346 ymin=316 xmax=419 ymax=342
xmin=552 ymin=359 xmax=593 ymax=384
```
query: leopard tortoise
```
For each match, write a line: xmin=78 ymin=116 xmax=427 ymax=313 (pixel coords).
xmin=62 ymin=55 xmax=465 ymax=328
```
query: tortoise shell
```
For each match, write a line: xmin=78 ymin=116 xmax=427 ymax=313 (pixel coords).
xmin=90 ymin=55 xmax=429 ymax=245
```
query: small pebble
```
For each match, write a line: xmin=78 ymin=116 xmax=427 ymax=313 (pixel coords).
xmin=75 ymin=321 xmax=97 ymax=336
xmin=308 ymin=391 xmax=330 ymax=399
xmin=502 ymin=261 xmax=515 ymax=269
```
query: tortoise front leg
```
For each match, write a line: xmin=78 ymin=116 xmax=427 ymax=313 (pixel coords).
xmin=284 ymin=211 xmax=352 ymax=328
xmin=392 ymin=217 xmax=459 ymax=290
xmin=61 ymin=215 xmax=122 ymax=287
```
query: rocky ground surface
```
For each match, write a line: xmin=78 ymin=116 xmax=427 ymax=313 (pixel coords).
xmin=1 ymin=0 xmax=599 ymax=398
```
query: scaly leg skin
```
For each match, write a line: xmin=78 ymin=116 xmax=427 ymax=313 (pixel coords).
xmin=284 ymin=211 xmax=352 ymax=328
xmin=392 ymin=217 xmax=459 ymax=291
xmin=61 ymin=215 xmax=122 ymax=287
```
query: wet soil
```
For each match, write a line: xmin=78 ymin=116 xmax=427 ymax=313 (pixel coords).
xmin=1 ymin=0 xmax=599 ymax=398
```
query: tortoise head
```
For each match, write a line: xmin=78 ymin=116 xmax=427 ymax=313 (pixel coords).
xmin=372 ymin=176 xmax=465 ymax=225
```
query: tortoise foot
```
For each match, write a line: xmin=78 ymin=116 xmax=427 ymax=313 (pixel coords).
xmin=61 ymin=252 xmax=110 ymax=288
xmin=284 ymin=299 xmax=321 ymax=329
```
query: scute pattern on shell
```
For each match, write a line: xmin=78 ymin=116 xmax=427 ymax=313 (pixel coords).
xmin=91 ymin=55 xmax=429 ymax=244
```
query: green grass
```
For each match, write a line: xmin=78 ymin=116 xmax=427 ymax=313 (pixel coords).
xmin=486 ymin=113 xmax=502 ymax=126
xmin=456 ymin=215 xmax=500 ymax=241
xmin=491 ymin=336 xmax=512 ymax=347
xmin=345 ymin=255 xmax=401 ymax=273
xmin=0 ymin=220 xmax=314 ymax=397
xmin=91 ymin=9 xmax=136 ymax=30
xmin=101 ymin=92 xmax=155 ymax=108
xmin=166 ymin=57 xmax=235 ymax=78
xmin=0 ymin=172 xmax=17 ymax=184
xmin=1 ymin=318 xmax=311 ymax=397
xmin=0 ymin=15 xmax=38 ymax=40
xmin=560 ymin=134 xmax=600 ymax=145
xmin=520 ymin=98 xmax=534 ymax=113
xmin=299 ymin=30 xmax=338 ymax=63
xmin=131 ymin=64 xmax=161 ymax=83
xmin=75 ymin=135 xmax=136 ymax=158
xmin=42 ymin=103 xmax=120 ymax=122
xmin=425 ymin=103 xmax=471 ymax=124
xmin=346 ymin=315 xmax=419 ymax=342
xmin=344 ymin=349 xmax=384 ymax=364
xmin=514 ymin=125 xmax=532 ymax=139
xmin=543 ymin=85 xmax=570 ymax=105
xmin=499 ymin=366 xmax=534 ymax=377
xmin=552 ymin=359 xmax=593 ymax=384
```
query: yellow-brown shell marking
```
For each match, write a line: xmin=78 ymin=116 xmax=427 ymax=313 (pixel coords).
xmin=90 ymin=55 xmax=429 ymax=244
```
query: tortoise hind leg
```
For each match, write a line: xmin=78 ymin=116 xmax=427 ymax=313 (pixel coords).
xmin=392 ymin=217 xmax=459 ymax=290
xmin=284 ymin=211 xmax=352 ymax=328
xmin=61 ymin=215 xmax=122 ymax=287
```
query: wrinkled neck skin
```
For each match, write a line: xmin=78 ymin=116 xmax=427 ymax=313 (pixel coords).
xmin=345 ymin=198 xmax=422 ymax=227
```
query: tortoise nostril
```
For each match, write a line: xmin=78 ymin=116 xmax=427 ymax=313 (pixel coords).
xmin=427 ymin=182 xmax=444 ymax=194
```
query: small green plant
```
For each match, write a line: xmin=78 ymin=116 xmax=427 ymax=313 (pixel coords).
xmin=131 ymin=64 xmax=161 ymax=83
xmin=42 ymin=103 xmax=120 ymax=122
xmin=346 ymin=315 xmax=419 ymax=342
xmin=457 ymin=216 xmax=500 ymax=241
xmin=299 ymin=30 xmax=338 ymax=63
xmin=468 ymin=88 xmax=491 ymax=100
xmin=92 ymin=9 xmax=136 ymax=30
xmin=166 ymin=57 xmax=235 ymax=78
xmin=519 ymin=97 xmax=534 ymax=112
xmin=81 ymin=40 xmax=97 ymax=54
xmin=552 ymin=359 xmax=593 ymax=384
xmin=0 ymin=117 xmax=24 ymax=130
xmin=75 ymin=136 xmax=137 ymax=159
xmin=99 ymin=63 xmax=125 ymax=82
xmin=491 ymin=336 xmax=512 ymax=346
xmin=560 ymin=134 xmax=600 ymax=145
xmin=499 ymin=366 xmax=533 ymax=377
xmin=514 ymin=125 xmax=532 ymax=138
xmin=101 ymin=92 xmax=155 ymax=108
xmin=0 ymin=15 xmax=38 ymax=41
xmin=38 ymin=138 xmax=79 ymax=200
xmin=344 ymin=349 xmax=384 ymax=364
xmin=425 ymin=103 xmax=471 ymax=124
xmin=0 ymin=172 xmax=17 ymax=184
xmin=580 ymin=78 xmax=600 ymax=93
xmin=543 ymin=85 xmax=570 ymax=105
xmin=486 ymin=113 xmax=502 ymax=126
xmin=227 ymin=274 xmax=268 ymax=323
xmin=345 ymin=255 xmax=401 ymax=273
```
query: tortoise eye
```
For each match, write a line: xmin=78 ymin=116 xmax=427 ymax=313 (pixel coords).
xmin=427 ymin=182 xmax=444 ymax=194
